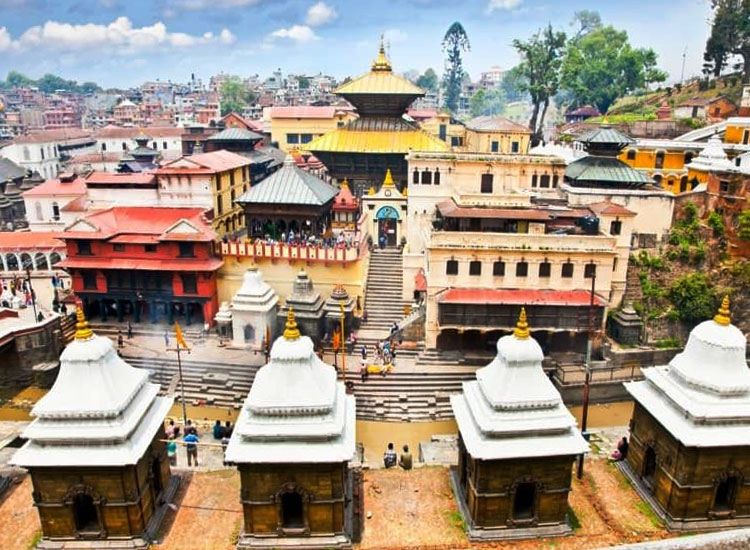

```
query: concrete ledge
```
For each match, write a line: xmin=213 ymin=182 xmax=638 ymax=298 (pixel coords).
xmin=616 ymin=461 xmax=750 ymax=532
xmin=609 ymin=527 xmax=750 ymax=549
xmin=236 ymin=533 xmax=351 ymax=549
xmin=448 ymin=467 xmax=572 ymax=541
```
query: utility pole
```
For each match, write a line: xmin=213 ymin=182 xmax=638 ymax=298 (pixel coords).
xmin=680 ymin=45 xmax=688 ymax=86
xmin=168 ymin=325 xmax=190 ymax=428
xmin=25 ymin=267 xmax=37 ymax=321
xmin=577 ymin=270 xmax=596 ymax=479
xmin=339 ymin=302 xmax=346 ymax=378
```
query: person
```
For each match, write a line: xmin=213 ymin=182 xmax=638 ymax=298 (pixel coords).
xmin=185 ymin=419 xmax=197 ymax=436
xmin=164 ymin=330 xmax=170 ymax=348
xmin=399 ymin=444 xmax=413 ymax=470
xmin=378 ymin=234 xmax=386 ymax=249
xmin=37 ymin=311 xmax=44 ymax=322
xmin=612 ymin=436 xmax=629 ymax=461
xmin=390 ymin=322 xmax=398 ymax=336
xmin=213 ymin=419 xmax=224 ymax=440
xmin=168 ymin=419 xmax=180 ymax=438
xmin=127 ymin=320 xmax=133 ymax=339
xmin=383 ymin=442 xmax=397 ymax=468
xmin=166 ymin=434 xmax=177 ymax=466
xmin=60 ymin=302 xmax=68 ymax=315
xmin=360 ymin=345 xmax=367 ymax=360
xmin=224 ymin=420 xmax=233 ymax=438
xmin=117 ymin=330 xmax=123 ymax=349
xmin=184 ymin=431 xmax=199 ymax=467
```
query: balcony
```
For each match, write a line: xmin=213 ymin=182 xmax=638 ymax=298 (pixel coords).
xmin=221 ymin=240 xmax=367 ymax=264
xmin=429 ymin=230 xmax=616 ymax=255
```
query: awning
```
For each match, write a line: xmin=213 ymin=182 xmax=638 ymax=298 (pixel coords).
xmin=58 ymin=257 xmax=223 ymax=272
xmin=437 ymin=288 xmax=606 ymax=307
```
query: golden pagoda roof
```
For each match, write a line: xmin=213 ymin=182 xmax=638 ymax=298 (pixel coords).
xmin=335 ymin=43 xmax=424 ymax=96
xmin=306 ymin=126 xmax=450 ymax=154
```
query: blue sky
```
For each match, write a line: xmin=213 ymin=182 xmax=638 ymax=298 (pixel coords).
xmin=0 ymin=0 xmax=712 ymax=88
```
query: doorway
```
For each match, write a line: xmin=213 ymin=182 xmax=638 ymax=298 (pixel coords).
xmin=72 ymin=493 xmax=100 ymax=533
xmin=376 ymin=206 xmax=399 ymax=247
xmin=642 ymin=445 xmax=657 ymax=485
xmin=512 ymin=482 xmax=536 ymax=520
xmin=281 ymin=492 xmax=304 ymax=529
xmin=714 ymin=476 xmax=738 ymax=511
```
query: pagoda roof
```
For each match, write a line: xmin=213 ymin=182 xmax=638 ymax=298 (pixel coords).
xmin=236 ymin=157 xmax=338 ymax=206
xmin=0 ymin=157 xmax=26 ymax=181
xmin=12 ymin=310 xmax=172 ymax=467
xmin=451 ymin=310 xmax=589 ymax=460
xmin=207 ymin=127 xmax=264 ymax=142
xmin=333 ymin=180 xmax=358 ymax=211
xmin=565 ymin=156 xmax=651 ymax=188
xmin=576 ymin=124 xmax=635 ymax=147
xmin=625 ymin=297 xmax=750 ymax=447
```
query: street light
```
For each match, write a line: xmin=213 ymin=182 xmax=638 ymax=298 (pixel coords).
xmin=25 ymin=267 xmax=38 ymax=321
xmin=577 ymin=270 xmax=597 ymax=479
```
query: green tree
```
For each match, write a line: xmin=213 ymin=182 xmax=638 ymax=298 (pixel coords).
xmin=571 ymin=10 xmax=602 ymax=40
xmin=79 ymin=81 xmax=101 ymax=94
xmin=219 ymin=76 xmax=255 ymax=116
xmin=469 ymin=87 xmax=505 ymax=117
xmin=416 ymin=68 xmax=438 ymax=92
xmin=499 ymin=65 xmax=528 ymax=103
xmin=561 ymin=25 xmax=667 ymax=113
xmin=668 ymin=273 xmax=717 ymax=324
xmin=441 ymin=22 xmax=470 ymax=113
xmin=297 ymin=76 xmax=310 ymax=89
xmin=704 ymin=0 xmax=750 ymax=80
xmin=739 ymin=209 xmax=750 ymax=241
xmin=4 ymin=70 xmax=33 ymax=88
xmin=513 ymin=25 xmax=567 ymax=146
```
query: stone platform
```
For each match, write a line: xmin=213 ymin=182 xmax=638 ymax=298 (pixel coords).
xmin=236 ymin=533 xmax=351 ymax=549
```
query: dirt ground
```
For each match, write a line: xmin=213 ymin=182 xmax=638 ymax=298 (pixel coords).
xmin=0 ymin=476 xmax=41 ymax=549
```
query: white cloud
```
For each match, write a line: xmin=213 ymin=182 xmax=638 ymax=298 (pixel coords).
xmin=384 ymin=28 xmax=408 ymax=43
xmin=487 ymin=0 xmax=521 ymax=11
xmin=171 ymin=0 xmax=260 ymax=9
xmin=306 ymin=2 xmax=337 ymax=27
xmin=269 ymin=25 xmax=319 ymax=43
xmin=0 ymin=17 xmax=233 ymax=53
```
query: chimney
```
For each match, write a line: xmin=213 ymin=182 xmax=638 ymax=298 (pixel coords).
xmin=740 ymin=84 xmax=750 ymax=117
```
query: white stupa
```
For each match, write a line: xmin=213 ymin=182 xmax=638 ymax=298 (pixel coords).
xmin=625 ymin=296 xmax=750 ymax=447
xmin=225 ymin=307 xmax=355 ymax=463
xmin=12 ymin=308 xmax=173 ymax=467
xmin=229 ymin=265 xmax=279 ymax=349
xmin=451 ymin=308 xmax=589 ymax=460
xmin=687 ymin=135 xmax=738 ymax=174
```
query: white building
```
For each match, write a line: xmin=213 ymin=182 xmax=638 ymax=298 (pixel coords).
xmin=228 ymin=266 xmax=279 ymax=349
xmin=22 ymin=173 xmax=88 ymax=231
xmin=0 ymin=129 xmax=96 ymax=179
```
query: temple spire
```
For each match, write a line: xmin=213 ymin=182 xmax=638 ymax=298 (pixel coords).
xmin=713 ymin=295 xmax=731 ymax=326
xmin=74 ymin=307 xmax=94 ymax=341
xmin=371 ymin=36 xmax=392 ymax=72
xmin=382 ymin=168 xmax=395 ymax=187
xmin=513 ymin=307 xmax=530 ymax=340
xmin=283 ymin=306 xmax=301 ymax=340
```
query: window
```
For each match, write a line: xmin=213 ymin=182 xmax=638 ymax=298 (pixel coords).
xmin=511 ymin=141 xmax=520 ymax=153
xmin=516 ymin=261 xmax=528 ymax=277
xmin=491 ymin=141 xmax=499 ymax=153
xmin=469 ymin=261 xmax=481 ymax=276
xmin=300 ymin=133 xmax=313 ymax=144
xmin=493 ymin=260 xmax=505 ymax=276
xmin=77 ymin=241 xmax=92 ymax=256
xmin=34 ymin=202 xmax=42 ymax=221
xmin=113 ymin=243 xmax=125 ymax=252
xmin=286 ymin=133 xmax=299 ymax=144
xmin=684 ymin=152 xmax=694 ymax=164
xmin=82 ymin=271 xmax=97 ymax=290
xmin=40 ymin=147 xmax=44 ymax=160
xmin=433 ymin=168 xmax=441 ymax=185
xmin=720 ymin=180 xmax=729 ymax=193
xmin=421 ymin=170 xmax=432 ymax=184
xmin=217 ymin=195 xmax=223 ymax=215
xmin=446 ymin=260 xmax=458 ymax=275
xmin=584 ymin=262 xmax=597 ymax=278
xmin=451 ymin=136 xmax=464 ymax=147
xmin=438 ymin=124 xmax=447 ymax=141
xmin=181 ymin=274 xmax=197 ymax=294
xmin=552 ymin=175 xmax=559 ymax=187
xmin=714 ymin=476 xmax=738 ymax=511
xmin=281 ymin=492 xmax=304 ymax=529
xmin=122 ymin=142 xmax=128 ymax=151
xmin=513 ymin=482 xmax=536 ymax=520
xmin=480 ymin=173 xmax=493 ymax=194
xmin=144 ymin=244 xmax=157 ymax=253
xmin=531 ymin=175 xmax=538 ymax=187
xmin=743 ymin=130 xmax=749 ymax=145
xmin=626 ymin=149 xmax=636 ymax=161
xmin=653 ymin=174 xmax=663 ymax=186
xmin=561 ymin=262 xmax=574 ymax=278
xmin=178 ymin=242 xmax=195 ymax=257
xmin=655 ymin=151 xmax=665 ymax=169
xmin=412 ymin=169 xmax=419 ymax=184
xmin=101 ymin=143 xmax=107 ymax=152
xmin=229 ymin=170 xmax=235 ymax=189
xmin=680 ymin=176 xmax=688 ymax=193
xmin=52 ymin=202 xmax=60 ymax=221
xmin=538 ymin=261 xmax=551 ymax=278
xmin=163 ymin=141 xmax=168 ymax=150
xmin=610 ymin=220 xmax=622 ymax=235
xmin=540 ymin=175 xmax=550 ymax=188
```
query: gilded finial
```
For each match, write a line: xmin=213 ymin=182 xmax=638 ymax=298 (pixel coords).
xmin=513 ymin=307 xmax=530 ymax=339
xmin=713 ymin=295 xmax=731 ymax=326
xmin=74 ymin=307 xmax=94 ymax=341
xmin=283 ymin=307 xmax=301 ymax=340
xmin=371 ymin=36 xmax=392 ymax=72
xmin=382 ymin=168 xmax=395 ymax=187
xmin=341 ymin=178 xmax=350 ymax=190
xmin=368 ymin=186 xmax=376 ymax=195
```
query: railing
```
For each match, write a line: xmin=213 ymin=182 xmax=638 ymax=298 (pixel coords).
xmin=221 ymin=239 xmax=368 ymax=264
xmin=555 ymin=362 xmax=643 ymax=385
xmin=429 ymin=230 xmax=616 ymax=254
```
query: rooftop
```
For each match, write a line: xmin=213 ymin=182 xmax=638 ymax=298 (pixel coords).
xmin=565 ymin=155 xmax=652 ymax=188
xmin=207 ymin=127 xmax=264 ymax=142
xmin=84 ymin=171 xmax=156 ymax=186
xmin=269 ymin=106 xmax=341 ymax=119
xmin=157 ymin=149 xmax=252 ymax=174
xmin=9 ymin=128 xmax=93 ymax=145
xmin=21 ymin=174 xmax=87 ymax=197
xmin=94 ymin=125 xmax=185 ymax=139
xmin=465 ymin=115 xmax=532 ymax=133
xmin=236 ymin=157 xmax=338 ymax=206
xmin=307 ymin=120 xmax=449 ymax=154
xmin=0 ymin=232 xmax=64 ymax=251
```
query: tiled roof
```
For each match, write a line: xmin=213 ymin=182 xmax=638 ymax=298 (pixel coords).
xmin=333 ymin=181 xmax=358 ymax=211
xmin=565 ymin=156 xmax=651 ymax=186
xmin=22 ymin=175 xmax=87 ymax=197
xmin=0 ymin=232 xmax=65 ymax=251
xmin=85 ymin=172 xmax=156 ymax=186
xmin=11 ymin=128 xmax=93 ymax=144
xmin=407 ymin=109 xmax=439 ymax=120
xmin=335 ymin=69 xmax=424 ymax=97
xmin=68 ymin=152 xmax=123 ymax=163
xmin=587 ymin=201 xmax=636 ymax=217
xmin=0 ymin=157 xmax=26 ymax=180
xmin=236 ymin=158 xmax=338 ymax=206
xmin=207 ymin=127 xmax=264 ymax=142
xmin=437 ymin=200 xmax=591 ymax=221
xmin=466 ymin=116 xmax=532 ymax=133
xmin=157 ymin=150 xmax=252 ymax=174
xmin=576 ymin=125 xmax=635 ymax=146
xmin=438 ymin=288 xmax=607 ymax=307
xmin=269 ymin=106 xmax=338 ymax=119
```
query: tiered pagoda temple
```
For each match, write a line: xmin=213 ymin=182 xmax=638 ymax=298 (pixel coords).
xmin=225 ymin=309 xmax=361 ymax=549
xmin=307 ymin=42 xmax=449 ymax=195
xmin=228 ymin=265 xmax=279 ymax=349
xmin=450 ymin=309 xmax=589 ymax=540
xmin=622 ymin=297 xmax=750 ymax=530
xmin=11 ymin=309 xmax=175 ymax=549
xmin=278 ymin=268 xmax=325 ymax=342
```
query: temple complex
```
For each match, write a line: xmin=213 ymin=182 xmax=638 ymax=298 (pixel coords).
xmin=278 ymin=268 xmax=325 ymax=342
xmin=307 ymin=42 xmax=449 ymax=195
xmin=622 ymin=297 xmax=750 ymax=531
xmin=450 ymin=309 xmax=589 ymax=540
xmin=225 ymin=309 xmax=361 ymax=549
xmin=11 ymin=309 xmax=175 ymax=548
xmin=227 ymin=265 xmax=279 ymax=349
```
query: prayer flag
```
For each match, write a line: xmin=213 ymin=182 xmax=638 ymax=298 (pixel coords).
xmin=174 ymin=322 xmax=189 ymax=350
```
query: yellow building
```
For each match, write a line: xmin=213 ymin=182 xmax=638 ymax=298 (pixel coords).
xmin=155 ymin=150 xmax=252 ymax=237
xmin=463 ymin=116 xmax=532 ymax=154
xmin=724 ymin=117 xmax=750 ymax=145
xmin=416 ymin=111 xmax=467 ymax=147
xmin=265 ymin=106 xmax=356 ymax=153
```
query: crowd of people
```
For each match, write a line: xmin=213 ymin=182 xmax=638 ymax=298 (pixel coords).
xmin=383 ymin=442 xmax=412 ymax=470
xmin=223 ymin=229 xmax=358 ymax=250
xmin=164 ymin=418 xmax=235 ymax=468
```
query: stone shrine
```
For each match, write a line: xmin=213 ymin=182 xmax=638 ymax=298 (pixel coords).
xmin=229 ymin=266 xmax=279 ymax=349
xmin=622 ymin=297 xmax=750 ymax=531
xmin=450 ymin=309 xmax=589 ymax=540
xmin=11 ymin=309 xmax=175 ymax=549
xmin=278 ymin=268 xmax=325 ymax=343
xmin=225 ymin=309 xmax=361 ymax=549
xmin=323 ymin=284 xmax=356 ymax=338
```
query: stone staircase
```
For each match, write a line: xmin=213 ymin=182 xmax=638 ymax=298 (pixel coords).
xmin=91 ymin=321 xmax=204 ymax=340
xmin=416 ymin=348 xmax=494 ymax=367
xmin=360 ymin=248 xmax=407 ymax=337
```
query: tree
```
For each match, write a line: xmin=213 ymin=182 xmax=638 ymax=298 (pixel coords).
xmin=513 ymin=25 xmax=567 ymax=146
xmin=704 ymin=0 xmax=750 ymax=81
xmin=469 ymin=88 xmax=505 ymax=117
xmin=668 ymin=273 xmax=716 ymax=324
xmin=739 ymin=209 xmax=750 ymax=241
xmin=298 ymin=76 xmax=310 ymax=89
xmin=219 ymin=76 xmax=255 ymax=116
xmin=499 ymin=65 xmax=528 ymax=103
xmin=416 ymin=68 xmax=438 ymax=92
xmin=4 ymin=70 xmax=33 ymax=89
xmin=79 ymin=81 xmax=101 ymax=94
xmin=561 ymin=25 xmax=667 ymax=113
xmin=441 ymin=22 xmax=470 ymax=113
xmin=571 ymin=10 xmax=602 ymax=40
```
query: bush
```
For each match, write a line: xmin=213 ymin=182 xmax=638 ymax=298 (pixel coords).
xmin=707 ymin=211 xmax=725 ymax=237
xmin=668 ymin=273 xmax=716 ymax=323
xmin=739 ymin=210 xmax=750 ymax=241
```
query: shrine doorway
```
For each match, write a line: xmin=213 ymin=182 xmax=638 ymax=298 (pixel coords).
xmin=512 ymin=482 xmax=536 ymax=520
xmin=73 ymin=493 xmax=100 ymax=533
xmin=376 ymin=206 xmax=399 ymax=247
xmin=281 ymin=492 xmax=304 ymax=529
xmin=642 ymin=446 xmax=657 ymax=485
xmin=714 ymin=476 xmax=738 ymax=511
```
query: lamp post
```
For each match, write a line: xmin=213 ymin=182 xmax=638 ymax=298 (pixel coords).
xmin=25 ymin=267 xmax=37 ymax=321
xmin=339 ymin=301 xmax=346 ymax=378
xmin=577 ymin=270 xmax=596 ymax=479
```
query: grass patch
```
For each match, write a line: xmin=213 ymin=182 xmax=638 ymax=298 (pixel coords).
xmin=26 ymin=531 xmax=41 ymax=550
xmin=447 ymin=509 xmax=466 ymax=532
xmin=636 ymin=500 xmax=664 ymax=529
xmin=567 ymin=506 xmax=582 ymax=531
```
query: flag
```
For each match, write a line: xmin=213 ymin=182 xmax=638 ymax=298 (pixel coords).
xmin=174 ymin=322 xmax=189 ymax=351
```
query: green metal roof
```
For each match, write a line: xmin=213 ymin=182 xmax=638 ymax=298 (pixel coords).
xmin=565 ymin=156 xmax=651 ymax=187
xmin=208 ymin=127 xmax=264 ymax=142
xmin=0 ymin=158 xmax=26 ymax=181
xmin=236 ymin=159 xmax=338 ymax=206
xmin=576 ymin=125 xmax=635 ymax=147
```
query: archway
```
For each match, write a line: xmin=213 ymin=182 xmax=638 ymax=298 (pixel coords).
xmin=243 ymin=324 xmax=255 ymax=343
xmin=714 ymin=475 xmax=738 ymax=511
xmin=49 ymin=252 xmax=62 ymax=267
xmin=512 ymin=482 xmax=536 ymax=520
xmin=376 ymin=206 xmax=399 ymax=247
xmin=642 ymin=445 xmax=657 ymax=484
xmin=281 ymin=492 xmax=304 ymax=529
xmin=20 ymin=253 xmax=32 ymax=271
xmin=34 ymin=252 xmax=49 ymax=270
xmin=6 ymin=254 xmax=18 ymax=271
xmin=72 ymin=493 xmax=99 ymax=533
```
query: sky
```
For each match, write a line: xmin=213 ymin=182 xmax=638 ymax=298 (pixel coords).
xmin=0 ymin=0 xmax=714 ymax=88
